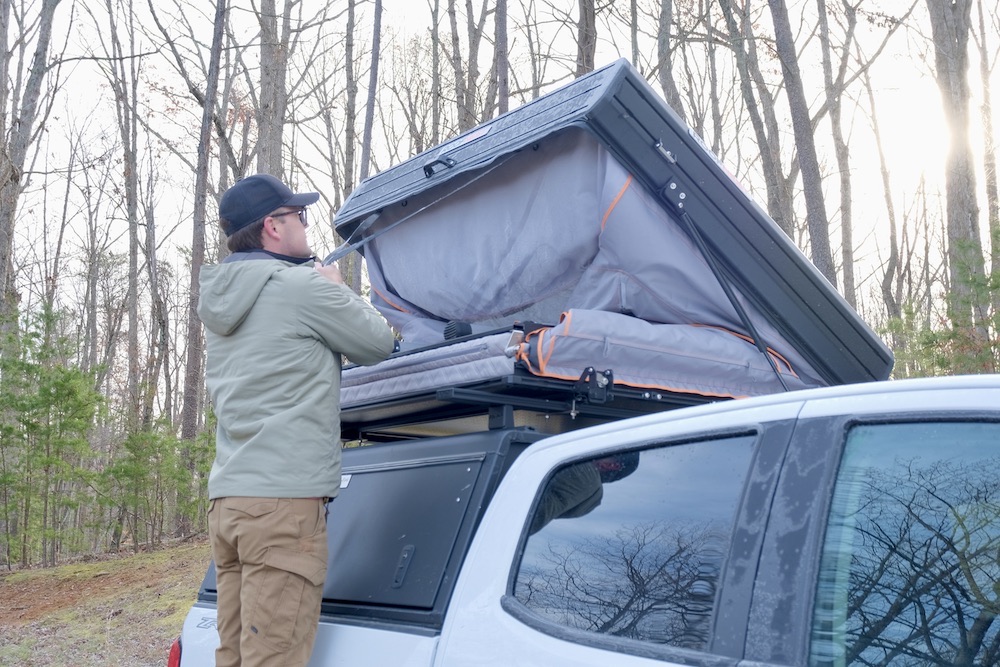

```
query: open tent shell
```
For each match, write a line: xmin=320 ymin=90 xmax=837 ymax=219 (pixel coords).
xmin=332 ymin=59 xmax=893 ymax=435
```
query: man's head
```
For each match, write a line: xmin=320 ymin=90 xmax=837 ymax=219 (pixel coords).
xmin=219 ymin=174 xmax=320 ymax=256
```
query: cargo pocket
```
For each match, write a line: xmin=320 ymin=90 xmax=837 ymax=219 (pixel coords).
xmin=249 ymin=547 xmax=328 ymax=651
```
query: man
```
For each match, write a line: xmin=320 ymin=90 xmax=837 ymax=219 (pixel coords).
xmin=198 ymin=173 xmax=395 ymax=667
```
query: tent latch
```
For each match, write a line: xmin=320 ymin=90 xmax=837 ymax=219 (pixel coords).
xmin=574 ymin=367 xmax=614 ymax=406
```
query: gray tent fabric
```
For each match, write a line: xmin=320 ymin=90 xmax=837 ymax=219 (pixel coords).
xmin=358 ymin=128 xmax=827 ymax=393
xmin=341 ymin=332 xmax=517 ymax=407
xmin=517 ymin=309 xmax=811 ymax=398
xmin=364 ymin=129 xmax=603 ymax=341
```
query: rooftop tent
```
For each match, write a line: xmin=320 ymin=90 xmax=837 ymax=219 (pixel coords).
xmin=332 ymin=59 xmax=893 ymax=430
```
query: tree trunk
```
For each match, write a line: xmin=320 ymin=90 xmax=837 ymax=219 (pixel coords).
xmin=340 ymin=0 xmax=363 ymax=291
xmin=703 ymin=0 xmax=723 ymax=154
xmin=974 ymin=0 xmax=999 ymax=319
xmin=925 ymin=0 xmax=989 ymax=340
xmin=864 ymin=70 xmax=904 ymax=348
xmin=495 ymin=0 xmax=509 ymax=115
xmin=345 ymin=0 xmax=383 ymax=294
xmin=656 ymin=0 xmax=685 ymax=120
xmin=344 ymin=0 xmax=358 ymax=198
xmin=523 ymin=0 xmax=544 ymax=99
xmin=629 ymin=0 xmax=638 ymax=66
xmin=717 ymin=0 xmax=794 ymax=236
xmin=180 ymin=0 xmax=224 ymax=443
xmin=0 ymin=0 xmax=63 ymax=321
xmin=359 ymin=0 xmax=382 ymax=183
xmin=447 ymin=0 xmax=470 ymax=129
xmin=465 ymin=0 xmax=488 ymax=124
xmin=176 ymin=0 xmax=225 ymax=537
xmin=767 ymin=0 xmax=835 ymax=287
xmin=103 ymin=0 xmax=142 ymax=425
xmin=576 ymin=0 xmax=596 ymax=77
xmin=430 ymin=0 xmax=442 ymax=145
xmin=817 ymin=0 xmax=857 ymax=304
xmin=256 ymin=0 xmax=290 ymax=176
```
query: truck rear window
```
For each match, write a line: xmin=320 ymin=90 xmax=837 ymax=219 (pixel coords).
xmin=513 ymin=435 xmax=755 ymax=649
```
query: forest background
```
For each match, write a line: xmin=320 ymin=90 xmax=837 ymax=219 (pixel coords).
xmin=0 ymin=0 xmax=997 ymax=569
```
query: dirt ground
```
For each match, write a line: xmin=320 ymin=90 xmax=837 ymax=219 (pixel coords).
xmin=0 ymin=538 xmax=212 ymax=666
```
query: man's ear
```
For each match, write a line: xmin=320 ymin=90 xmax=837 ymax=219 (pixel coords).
xmin=262 ymin=216 xmax=281 ymax=242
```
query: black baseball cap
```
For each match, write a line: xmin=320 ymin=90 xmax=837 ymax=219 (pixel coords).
xmin=219 ymin=174 xmax=320 ymax=235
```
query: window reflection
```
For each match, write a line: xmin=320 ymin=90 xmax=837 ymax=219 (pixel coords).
xmin=810 ymin=422 xmax=1000 ymax=666
xmin=514 ymin=436 xmax=754 ymax=650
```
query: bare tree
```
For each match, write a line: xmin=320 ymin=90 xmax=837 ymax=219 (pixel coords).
xmin=972 ymin=0 xmax=999 ymax=319
xmin=518 ymin=521 xmax=722 ymax=647
xmin=0 ymin=0 xmax=65 ymax=320
xmin=495 ymin=0 xmax=510 ymax=115
xmin=716 ymin=0 xmax=795 ymax=236
xmin=925 ymin=0 xmax=989 ymax=345
xmin=344 ymin=0 xmax=359 ymax=199
xmin=656 ymin=0 xmax=686 ymax=120
xmin=359 ymin=0 xmax=383 ymax=182
xmin=384 ymin=36 xmax=437 ymax=156
xmin=429 ymin=0 xmax=444 ymax=144
xmin=178 ymin=0 xmax=225 ymax=445
xmin=138 ymin=150 xmax=169 ymax=429
xmin=575 ymin=0 xmax=596 ymax=77
xmin=518 ymin=0 xmax=549 ymax=99
xmin=447 ymin=0 xmax=491 ymax=130
xmin=826 ymin=457 xmax=1000 ymax=664
xmin=817 ymin=0 xmax=857 ymax=305
xmin=768 ymin=0 xmax=835 ymax=286
xmin=256 ymin=0 xmax=293 ymax=176
xmin=97 ymin=0 xmax=143 ymax=426
xmin=863 ymin=70 xmax=902 ymax=330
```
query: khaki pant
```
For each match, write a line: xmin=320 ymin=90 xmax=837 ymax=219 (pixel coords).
xmin=208 ymin=497 xmax=329 ymax=667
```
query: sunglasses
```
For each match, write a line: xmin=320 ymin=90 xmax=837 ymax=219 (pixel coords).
xmin=271 ymin=208 xmax=309 ymax=228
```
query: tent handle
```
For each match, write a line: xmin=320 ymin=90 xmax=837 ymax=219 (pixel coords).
xmin=423 ymin=156 xmax=457 ymax=178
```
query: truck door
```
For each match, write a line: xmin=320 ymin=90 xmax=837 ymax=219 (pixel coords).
xmin=436 ymin=401 xmax=802 ymax=666
xmin=746 ymin=384 xmax=1000 ymax=667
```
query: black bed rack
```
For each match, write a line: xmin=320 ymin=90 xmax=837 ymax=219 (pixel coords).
xmin=339 ymin=366 xmax=712 ymax=443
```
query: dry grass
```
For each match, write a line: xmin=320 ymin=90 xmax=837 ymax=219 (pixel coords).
xmin=0 ymin=538 xmax=212 ymax=666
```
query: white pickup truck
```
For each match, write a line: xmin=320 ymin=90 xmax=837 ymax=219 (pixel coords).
xmin=173 ymin=374 xmax=1000 ymax=666
xmin=171 ymin=58 xmax=935 ymax=666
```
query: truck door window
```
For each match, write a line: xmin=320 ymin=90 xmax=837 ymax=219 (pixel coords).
xmin=513 ymin=435 xmax=754 ymax=650
xmin=810 ymin=422 xmax=1000 ymax=666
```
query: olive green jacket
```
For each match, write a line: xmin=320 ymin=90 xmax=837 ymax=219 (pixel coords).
xmin=198 ymin=253 xmax=395 ymax=500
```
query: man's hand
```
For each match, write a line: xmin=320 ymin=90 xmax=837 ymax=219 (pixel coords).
xmin=315 ymin=261 xmax=345 ymax=285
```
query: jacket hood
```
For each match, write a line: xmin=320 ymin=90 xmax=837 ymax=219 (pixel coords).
xmin=198 ymin=259 xmax=285 ymax=335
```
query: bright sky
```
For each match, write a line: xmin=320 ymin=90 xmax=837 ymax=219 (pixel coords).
xmin=21 ymin=0 xmax=991 ymax=323
xmin=362 ymin=0 xmax=996 ymax=319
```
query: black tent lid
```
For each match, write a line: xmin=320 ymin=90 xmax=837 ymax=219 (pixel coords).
xmin=334 ymin=59 xmax=893 ymax=386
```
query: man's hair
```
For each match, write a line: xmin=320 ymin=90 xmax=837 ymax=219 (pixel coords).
xmin=223 ymin=218 xmax=266 ymax=253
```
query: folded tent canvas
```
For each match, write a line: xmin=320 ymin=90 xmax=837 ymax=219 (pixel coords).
xmin=332 ymin=59 xmax=893 ymax=430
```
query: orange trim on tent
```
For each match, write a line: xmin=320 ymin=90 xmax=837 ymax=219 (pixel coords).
xmin=691 ymin=323 xmax=798 ymax=377
xmin=372 ymin=285 xmax=412 ymax=314
xmin=601 ymin=174 xmax=633 ymax=232
xmin=521 ymin=364 xmax=749 ymax=400
xmin=517 ymin=328 xmax=546 ymax=374
xmin=557 ymin=310 xmax=573 ymax=337
xmin=537 ymin=311 xmax=574 ymax=372
xmin=536 ymin=330 xmax=551 ymax=373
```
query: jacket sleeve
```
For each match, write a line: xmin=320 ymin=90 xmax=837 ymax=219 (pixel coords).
xmin=299 ymin=272 xmax=396 ymax=366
